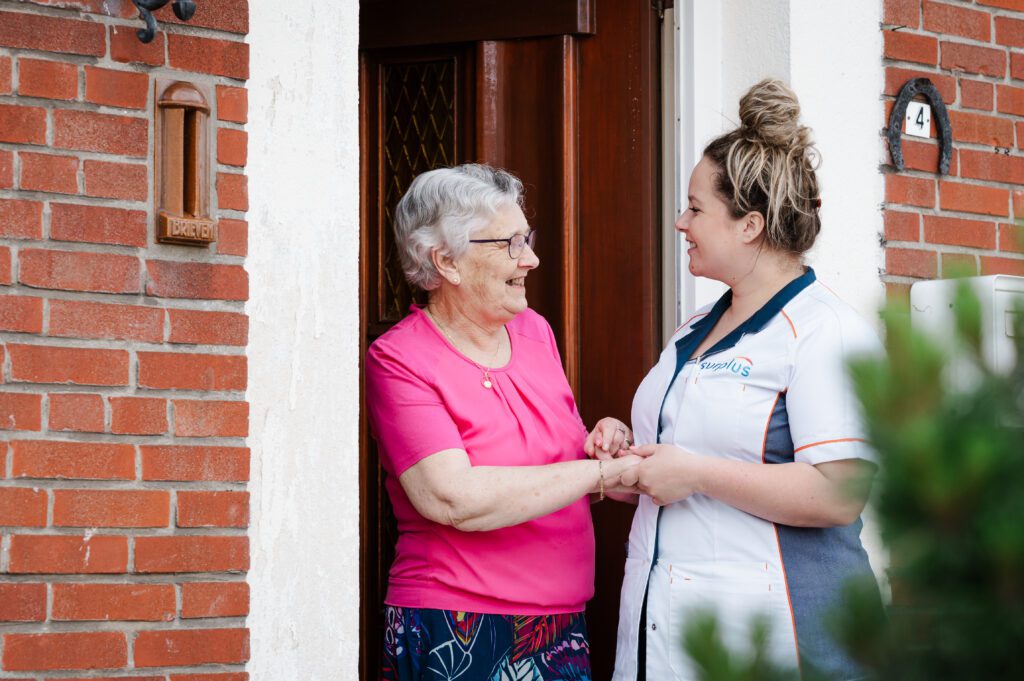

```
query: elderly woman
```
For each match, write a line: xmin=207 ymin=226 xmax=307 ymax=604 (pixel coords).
xmin=365 ymin=163 xmax=640 ymax=680
xmin=588 ymin=80 xmax=883 ymax=680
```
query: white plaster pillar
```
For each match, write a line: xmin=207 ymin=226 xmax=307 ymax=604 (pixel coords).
xmin=247 ymin=1 xmax=362 ymax=678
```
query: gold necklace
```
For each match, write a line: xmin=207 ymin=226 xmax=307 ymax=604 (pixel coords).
xmin=426 ymin=306 xmax=503 ymax=389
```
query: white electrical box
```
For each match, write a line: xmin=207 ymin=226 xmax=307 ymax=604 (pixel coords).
xmin=910 ymin=275 xmax=1023 ymax=375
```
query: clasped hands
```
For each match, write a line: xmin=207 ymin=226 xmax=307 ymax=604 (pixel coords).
xmin=584 ymin=417 xmax=704 ymax=506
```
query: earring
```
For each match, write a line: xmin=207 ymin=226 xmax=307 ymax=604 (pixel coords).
xmin=452 ymin=276 xmax=460 ymax=284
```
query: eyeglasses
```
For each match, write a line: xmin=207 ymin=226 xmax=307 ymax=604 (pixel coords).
xmin=468 ymin=230 xmax=537 ymax=259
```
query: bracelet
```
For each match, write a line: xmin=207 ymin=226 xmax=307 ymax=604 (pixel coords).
xmin=598 ymin=459 xmax=605 ymax=502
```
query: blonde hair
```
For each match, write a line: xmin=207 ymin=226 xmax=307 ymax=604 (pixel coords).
xmin=704 ymin=79 xmax=822 ymax=254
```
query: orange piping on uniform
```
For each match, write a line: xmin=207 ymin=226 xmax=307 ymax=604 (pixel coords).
xmin=674 ymin=312 xmax=709 ymax=335
xmin=793 ymin=437 xmax=866 ymax=454
xmin=774 ymin=524 xmax=802 ymax=677
xmin=780 ymin=310 xmax=798 ymax=338
xmin=760 ymin=391 xmax=785 ymax=464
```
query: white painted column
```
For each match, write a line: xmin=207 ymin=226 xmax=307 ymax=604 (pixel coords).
xmin=247 ymin=1 xmax=362 ymax=678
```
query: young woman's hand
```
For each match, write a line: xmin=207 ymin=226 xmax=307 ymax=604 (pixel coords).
xmin=621 ymin=444 xmax=706 ymax=506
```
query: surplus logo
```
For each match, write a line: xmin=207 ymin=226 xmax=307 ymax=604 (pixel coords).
xmin=699 ymin=356 xmax=753 ymax=377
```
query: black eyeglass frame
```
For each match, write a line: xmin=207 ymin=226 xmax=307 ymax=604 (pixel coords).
xmin=468 ymin=230 xmax=537 ymax=259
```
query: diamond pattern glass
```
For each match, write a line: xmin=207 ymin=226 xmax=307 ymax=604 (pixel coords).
xmin=380 ymin=59 xmax=457 ymax=321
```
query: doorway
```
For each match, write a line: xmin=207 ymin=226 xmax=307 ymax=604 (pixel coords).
xmin=359 ymin=1 xmax=664 ymax=677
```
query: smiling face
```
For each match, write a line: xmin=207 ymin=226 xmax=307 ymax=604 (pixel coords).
xmin=676 ymin=156 xmax=757 ymax=284
xmin=454 ymin=202 xmax=539 ymax=324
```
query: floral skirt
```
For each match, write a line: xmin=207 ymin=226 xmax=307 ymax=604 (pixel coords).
xmin=382 ymin=606 xmax=592 ymax=681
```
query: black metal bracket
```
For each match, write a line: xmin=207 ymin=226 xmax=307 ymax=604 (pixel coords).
xmin=887 ymin=77 xmax=953 ymax=175
xmin=132 ymin=0 xmax=197 ymax=44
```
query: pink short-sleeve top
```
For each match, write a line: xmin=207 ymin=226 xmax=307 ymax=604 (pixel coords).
xmin=364 ymin=306 xmax=595 ymax=615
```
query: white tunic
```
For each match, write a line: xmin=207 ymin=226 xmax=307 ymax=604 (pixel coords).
xmin=613 ymin=270 xmax=881 ymax=681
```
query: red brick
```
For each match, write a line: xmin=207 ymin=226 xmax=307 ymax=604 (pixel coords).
xmin=135 ymin=628 xmax=249 ymax=668
xmin=13 ymin=0 xmax=136 ymax=17
xmin=886 ymin=247 xmax=937 ymax=278
xmin=979 ymin=0 xmax=1024 ymax=10
xmin=0 ymin=55 xmax=10 ymax=94
xmin=54 ymin=489 xmax=170 ymax=528
xmin=169 ymin=309 xmax=248 ymax=346
xmin=83 ymin=160 xmax=148 ymax=201
xmin=12 ymin=440 xmax=134 ymax=480
xmin=7 ymin=534 xmax=129 ymax=574
xmin=141 ymin=445 xmax=250 ymax=482
xmin=49 ymin=299 xmax=164 ymax=343
xmin=996 ymin=16 xmax=1024 ymax=49
xmin=0 ymin=246 xmax=10 ymax=284
xmin=18 ymin=58 xmax=77 ymax=100
xmin=886 ymin=174 xmax=935 ymax=208
xmin=217 ymin=128 xmax=248 ymax=167
xmin=0 ymin=199 xmax=43 ymax=239
xmin=139 ymin=352 xmax=247 ymax=391
xmin=51 ymin=203 xmax=148 ymax=247
xmin=941 ymin=42 xmax=1007 ymax=78
xmin=924 ymin=1 xmax=991 ymax=42
xmin=981 ymin=255 xmax=1024 ymax=275
xmin=181 ymin=581 xmax=249 ymax=618
xmin=1015 ymin=190 xmax=1024 ymax=218
xmin=146 ymin=260 xmax=248 ymax=300
xmin=19 ymin=249 xmax=141 ymax=294
xmin=217 ymin=172 xmax=249 ymax=211
xmin=174 ymin=399 xmax=248 ymax=437
xmin=217 ymin=218 xmax=248 ymax=257
xmin=169 ymin=34 xmax=249 ymax=80
xmin=171 ymin=675 xmax=248 ymax=681
xmin=48 ymin=393 xmax=104 ymax=433
xmin=941 ymin=252 xmax=980 ymax=277
xmin=154 ymin=0 xmax=249 ymax=34
xmin=940 ymin=181 xmax=1011 ymax=217
xmin=893 ymin=139 xmax=957 ymax=175
xmin=924 ymin=215 xmax=997 ymax=249
xmin=884 ymin=31 xmax=937 ymax=65
xmin=54 ymin=110 xmax=148 ymax=158
xmin=0 ymin=11 xmax=105 ymax=56
xmin=217 ymin=85 xmax=248 ymax=123
xmin=0 ymin=104 xmax=46 ymax=144
xmin=998 ymin=84 xmax=1024 ymax=116
xmin=8 ymin=344 xmax=128 ymax=386
xmin=949 ymin=110 xmax=1015 ymax=147
xmin=0 ymin=391 xmax=42 ymax=430
xmin=2 ymin=632 xmax=126 ymax=671
xmin=110 ymin=396 xmax=168 ymax=435
xmin=0 ymin=295 xmax=44 ymax=333
xmin=20 ymin=152 xmax=78 ymax=194
xmin=0 ymin=487 xmax=46 ymax=526
xmin=1014 ymin=52 xmax=1024 ymax=81
xmin=0 ymin=583 xmax=46 ymax=621
xmin=110 ymin=24 xmax=164 ymax=66
xmin=85 ymin=66 xmax=149 ymax=110
xmin=1000 ymin=223 xmax=1024 ymax=253
xmin=135 ymin=536 xmax=249 ymax=573
xmin=885 ymin=0 xmax=920 ymax=27
xmin=178 ymin=491 xmax=249 ymax=528
xmin=959 ymin=149 xmax=1024 ymax=185
xmin=961 ymin=78 xmax=994 ymax=111
xmin=0 ymin=149 xmax=12 ymax=188
xmin=52 ymin=583 xmax=175 ymax=622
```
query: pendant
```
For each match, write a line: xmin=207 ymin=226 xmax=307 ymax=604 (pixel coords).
xmin=482 ymin=377 xmax=493 ymax=389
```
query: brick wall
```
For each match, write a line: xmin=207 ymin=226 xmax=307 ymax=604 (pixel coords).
xmin=883 ymin=0 xmax=1024 ymax=299
xmin=0 ymin=1 xmax=250 ymax=678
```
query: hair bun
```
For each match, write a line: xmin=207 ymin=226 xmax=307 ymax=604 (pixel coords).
xmin=738 ymin=79 xmax=809 ymax=149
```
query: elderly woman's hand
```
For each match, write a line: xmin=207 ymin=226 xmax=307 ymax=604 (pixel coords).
xmin=584 ymin=417 xmax=634 ymax=460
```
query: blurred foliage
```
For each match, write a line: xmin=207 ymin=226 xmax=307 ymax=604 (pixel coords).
xmin=683 ymin=282 xmax=1024 ymax=680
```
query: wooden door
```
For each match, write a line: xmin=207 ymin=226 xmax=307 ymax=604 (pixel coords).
xmin=359 ymin=1 xmax=662 ymax=677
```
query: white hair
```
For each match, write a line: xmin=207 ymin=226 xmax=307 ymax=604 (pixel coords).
xmin=393 ymin=164 xmax=524 ymax=291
